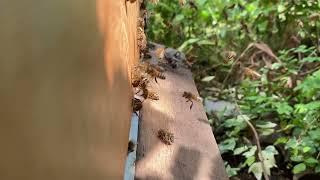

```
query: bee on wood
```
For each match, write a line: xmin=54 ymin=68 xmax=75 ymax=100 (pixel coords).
xmin=128 ymin=140 xmax=136 ymax=154
xmin=137 ymin=27 xmax=147 ymax=52
xmin=139 ymin=80 xmax=159 ymax=100
xmin=146 ymin=90 xmax=159 ymax=100
xmin=182 ymin=91 xmax=202 ymax=109
xmin=131 ymin=64 xmax=147 ymax=87
xmin=157 ymin=129 xmax=174 ymax=145
xmin=132 ymin=98 xmax=143 ymax=115
xmin=145 ymin=63 xmax=166 ymax=83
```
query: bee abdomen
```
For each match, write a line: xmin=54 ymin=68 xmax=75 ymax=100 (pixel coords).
xmin=157 ymin=73 xmax=166 ymax=79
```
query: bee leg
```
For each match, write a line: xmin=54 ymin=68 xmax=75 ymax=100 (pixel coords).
xmin=189 ymin=101 xmax=194 ymax=109
xmin=155 ymin=77 xmax=158 ymax=84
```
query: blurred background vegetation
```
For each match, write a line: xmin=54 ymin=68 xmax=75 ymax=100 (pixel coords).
xmin=146 ymin=0 xmax=320 ymax=179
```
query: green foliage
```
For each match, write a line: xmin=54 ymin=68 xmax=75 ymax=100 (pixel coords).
xmin=147 ymin=0 xmax=320 ymax=179
xmin=147 ymin=0 xmax=320 ymax=64
xmin=221 ymin=46 xmax=320 ymax=177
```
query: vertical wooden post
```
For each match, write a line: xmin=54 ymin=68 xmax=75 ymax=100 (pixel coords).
xmin=0 ymin=0 xmax=138 ymax=179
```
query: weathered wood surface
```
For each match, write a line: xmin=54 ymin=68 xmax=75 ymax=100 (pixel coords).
xmin=135 ymin=67 xmax=228 ymax=180
xmin=0 ymin=0 xmax=138 ymax=179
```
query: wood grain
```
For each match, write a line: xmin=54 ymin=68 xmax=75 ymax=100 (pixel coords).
xmin=0 ymin=0 xmax=138 ymax=179
xmin=135 ymin=67 xmax=228 ymax=180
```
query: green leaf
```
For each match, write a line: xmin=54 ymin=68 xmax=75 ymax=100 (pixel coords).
xmin=223 ymin=118 xmax=246 ymax=129
xmin=234 ymin=146 xmax=249 ymax=155
xmin=178 ymin=38 xmax=200 ymax=51
xmin=263 ymin=145 xmax=279 ymax=155
xmin=285 ymin=138 xmax=299 ymax=149
xmin=302 ymin=146 xmax=311 ymax=153
xmin=245 ymin=156 xmax=256 ymax=166
xmin=302 ymin=56 xmax=320 ymax=62
xmin=309 ymin=129 xmax=320 ymax=140
xmin=197 ymin=0 xmax=207 ymax=6
xmin=197 ymin=40 xmax=215 ymax=46
xmin=274 ymin=137 xmax=288 ymax=145
xmin=271 ymin=63 xmax=282 ymax=70
xmin=201 ymin=76 xmax=215 ymax=82
xmin=291 ymin=155 xmax=303 ymax=162
xmin=218 ymin=138 xmax=236 ymax=154
xmin=173 ymin=14 xmax=185 ymax=23
xmin=295 ymin=102 xmax=320 ymax=113
xmin=258 ymin=128 xmax=274 ymax=136
xmin=304 ymin=157 xmax=318 ymax=165
xmin=249 ymin=162 xmax=263 ymax=180
xmin=292 ymin=163 xmax=306 ymax=174
xmin=225 ymin=164 xmax=240 ymax=177
xmin=243 ymin=146 xmax=257 ymax=158
xmin=275 ymin=102 xmax=293 ymax=115
xmin=256 ymin=121 xmax=277 ymax=129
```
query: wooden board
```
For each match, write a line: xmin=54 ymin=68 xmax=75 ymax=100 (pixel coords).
xmin=0 ymin=0 xmax=138 ymax=179
xmin=135 ymin=67 xmax=228 ymax=180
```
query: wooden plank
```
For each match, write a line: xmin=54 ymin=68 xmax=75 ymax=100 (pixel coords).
xmin=135 ymin=66 xmax=228 ymax=180
xmin=0 ymin=0 xmax=138 ymax=179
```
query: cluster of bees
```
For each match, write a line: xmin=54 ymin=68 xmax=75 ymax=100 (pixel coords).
xmin=127 ymin=0 xmax=202 ymax=153
xmin=129 ymin=60 xmax=203 ymax=147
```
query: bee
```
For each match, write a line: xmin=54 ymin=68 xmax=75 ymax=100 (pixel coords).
xmin=223 ymin=51 xmax=237 ymax=64
xmin=132 ymin=98 xmax=143 ymax=115
xmin=139 ymin=80 xmax=159 ymax=100
xmin=182 ymin=91 xmax=202 ymax=109
xmin=137 ymin=27 xmax=147 ymax=52
xmin=128 ymin=140 xmax=136 ymax=154
xmin=145 ymin=63 xmax=166 ymax=83
xmin=146 ymin=90 xmax=159 ymax=100
xmin=138 ymin=17 xmax=145 ymax=29
xmin=157 ymin=129 xmax=174 ymax=145
xmin=131 ymin=64 xmax=148 ymax=87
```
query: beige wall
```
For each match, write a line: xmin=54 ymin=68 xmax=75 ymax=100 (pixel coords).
xmin=0 ymin=1 xmax=138 ymax=179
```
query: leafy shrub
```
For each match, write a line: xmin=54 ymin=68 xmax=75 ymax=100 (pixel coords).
xmin=146 ymin=0 xmax=320 ymax=179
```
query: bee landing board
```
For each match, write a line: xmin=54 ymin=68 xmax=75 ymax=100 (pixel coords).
xmin=0 ymin=1 xmax=139 ymax=179
xmin=135 ymin=67 xmax=228 ymax=180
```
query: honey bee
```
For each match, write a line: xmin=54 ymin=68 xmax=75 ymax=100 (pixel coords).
xmin=131 ymin=64 xmax=148 ymax=87
xmin=128 ymin=140 xmax=136 ymax=154
xmin=144 ymin=63 xmax=166 ymax=83
xmin=223 ymin=51 xmax=237 ymax=64
xmin=139 ymin=80 xmax=159 ymax=100
xmin=132 ymin=98 xmax=143 ymax=114
xmin=137 ymin=27 xmax=147 ymax=52
xmin=146 ymin=90 xmax=160 ymax=100
xmin=138 ymin=17 xmax=145 ymax=29
xmin=182 ymin=91 xmax=202 ymax=109
xmin=157 ymin=129 xmax=174 ymax=145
